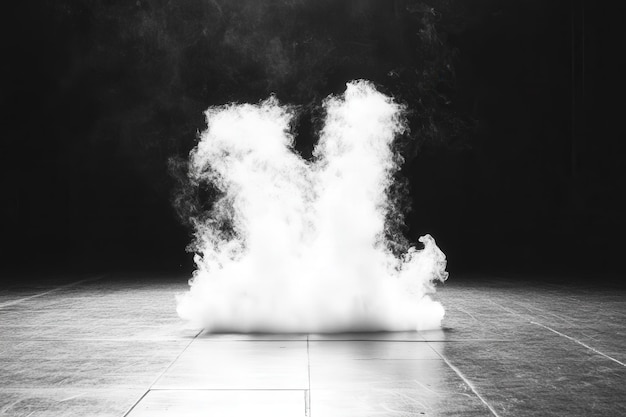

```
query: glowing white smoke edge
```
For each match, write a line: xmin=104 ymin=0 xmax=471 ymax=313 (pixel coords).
xmin=176 ymin=80 xmax=448 ymax=333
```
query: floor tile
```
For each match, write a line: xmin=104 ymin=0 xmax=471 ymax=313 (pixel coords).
xmin=153 ymin=341 xmax=309 ymax=390
xmin=126 ymin=390 xmax=306 ymax=417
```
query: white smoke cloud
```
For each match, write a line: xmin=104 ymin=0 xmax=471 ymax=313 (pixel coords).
xmin=176 ymin=80 xmax=448 ymax=333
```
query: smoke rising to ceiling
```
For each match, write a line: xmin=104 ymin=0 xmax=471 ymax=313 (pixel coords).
xmin=176 ymin=80 xmax=448 ymax=333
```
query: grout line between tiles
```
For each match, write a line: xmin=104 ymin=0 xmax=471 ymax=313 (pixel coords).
xmin=306 ymin=334 xmax=312 ymax=417
xmin=147 ymin=388 xmax=308 ymax=391
xmin=0 ymin=275 xmax=107 ymax=309
xmin=429 ymin=342 xmax=502 ymax=417
xmin=122 ymin=328 xmax=202 ymax=417
xmin=531 ymin=321 xmax=626 ymax=367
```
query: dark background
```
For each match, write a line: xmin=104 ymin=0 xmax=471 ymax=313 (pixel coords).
xmin=2 ymin=0 xmax=624 ymax=280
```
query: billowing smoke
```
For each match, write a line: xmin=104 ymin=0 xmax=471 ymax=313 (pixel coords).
xmin=176 ymin=80 xmax=448 ymax=333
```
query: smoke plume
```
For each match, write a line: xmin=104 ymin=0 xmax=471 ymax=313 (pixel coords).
xmin=176 ymin=80 xmax=448 ymax=333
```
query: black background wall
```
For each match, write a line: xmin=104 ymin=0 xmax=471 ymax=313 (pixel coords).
xmin=1 ymin=0 xmax=624 ymax=279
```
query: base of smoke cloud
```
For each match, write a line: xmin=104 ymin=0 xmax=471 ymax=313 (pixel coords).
xmin=176 ymin=80 xmax=448 ymax=333
xmin=177 ymin=234 xmax=447 ymax=333
xmin=177 ymin=293 xmax=445 ymax=333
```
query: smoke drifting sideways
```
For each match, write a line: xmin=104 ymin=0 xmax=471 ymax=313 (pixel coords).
xmin=176 ymin=80 xmax=449 ymax=333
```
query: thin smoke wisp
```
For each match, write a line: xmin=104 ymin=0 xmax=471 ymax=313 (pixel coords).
xmin=176 ymin=80 xmax=448 ymax=333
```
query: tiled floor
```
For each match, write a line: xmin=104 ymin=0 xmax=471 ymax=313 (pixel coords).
xmin=0 ymin=273 xmax=625 ymax=416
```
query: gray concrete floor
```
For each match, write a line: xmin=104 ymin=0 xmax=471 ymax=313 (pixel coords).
xmin=0 ymin=273 xmax=625 ymax=416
